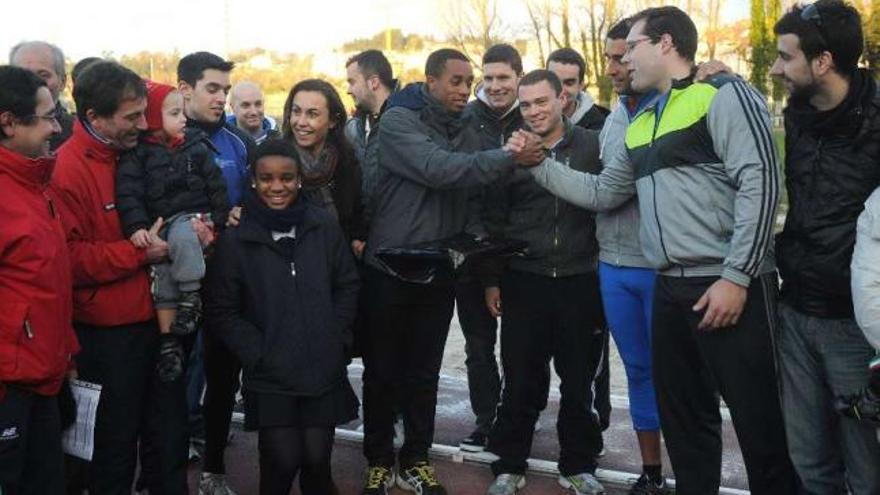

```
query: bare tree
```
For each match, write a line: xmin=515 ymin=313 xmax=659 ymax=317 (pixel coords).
xmin=704 ymin=0 xmax=725 ymax=60
xmin=576 ymin=0 xmax=620 ymax=106
xmin=441 ymin=0 xmax=505 ymax=64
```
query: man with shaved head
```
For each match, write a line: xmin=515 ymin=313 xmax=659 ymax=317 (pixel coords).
xmin=10 ymin=41 xmax=74 ymax=150
xmin=226 ymin=81 xmax=277 ymax=144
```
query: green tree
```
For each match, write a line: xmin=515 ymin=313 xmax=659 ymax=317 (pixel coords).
xmin=766 ymin=0 xmax=784 ymax=105
xmin=865 ymin=0 xmax=880 ymax=72
xmin=749 ymin=0 xmax=771 ymax=95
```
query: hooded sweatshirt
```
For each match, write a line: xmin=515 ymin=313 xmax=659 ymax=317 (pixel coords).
xmin=569 ymin=91 xmax=610 ymax=131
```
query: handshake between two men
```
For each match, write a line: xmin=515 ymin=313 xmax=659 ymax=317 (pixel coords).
xmin=503 ymin=129 xmax=547 ymax=168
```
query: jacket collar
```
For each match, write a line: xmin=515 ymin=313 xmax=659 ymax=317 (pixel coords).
xmin=237 ymin=202 xmax=322 ymax=247
xmin=0 ymin=144 xmax=56 ymax=189
xmin=475 ymin=86 xmax=520 ymax=121
xmin=569 ymin=91 xmax=596 ymax=124
xmin=68 ymin=119 xmax=120 ymax=163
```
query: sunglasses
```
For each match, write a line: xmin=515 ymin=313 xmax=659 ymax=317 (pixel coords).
xmin=800 ymin=3 xmax=829 ymax=45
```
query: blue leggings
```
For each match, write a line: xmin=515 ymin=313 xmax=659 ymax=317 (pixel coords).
xmin=598 ymin=262 xmax=659 ymax=432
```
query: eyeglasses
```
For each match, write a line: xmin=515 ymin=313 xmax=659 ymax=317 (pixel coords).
xmin=22 ymin=114 xmax=59 ymax=125
xmin=625 ymin=37 xmax=653 ymax=55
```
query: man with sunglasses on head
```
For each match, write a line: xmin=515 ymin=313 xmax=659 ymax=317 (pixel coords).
xmin=771 ymin=1 xmax=880 ymax=492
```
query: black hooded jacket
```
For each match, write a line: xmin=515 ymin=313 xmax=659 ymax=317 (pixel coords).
xmin=116 ymin=128 xmax=229 ymax=236
xmin=777 ymin=70 xmax=880 ymax=318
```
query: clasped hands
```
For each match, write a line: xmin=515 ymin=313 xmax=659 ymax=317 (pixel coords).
xmin=503 ymin=129 xmax=545 ymax=167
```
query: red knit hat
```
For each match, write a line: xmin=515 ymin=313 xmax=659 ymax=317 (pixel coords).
xmin=144 ymin=80 xmax=177 ymax=132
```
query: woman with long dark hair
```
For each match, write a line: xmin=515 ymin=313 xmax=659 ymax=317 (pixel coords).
xmin=205 ymin=140 xmax=360 ymax=495
xmin=282 ymin=79 xmax=365 ymax=247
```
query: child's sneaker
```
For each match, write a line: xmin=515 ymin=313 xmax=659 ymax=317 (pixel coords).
xmin=171 ymin=291 xmax=202 ymax=336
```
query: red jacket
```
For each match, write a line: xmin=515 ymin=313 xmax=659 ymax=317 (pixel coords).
xmin=0 ymin=145 xmax=79 ymax=400
xmin=52 ymin=121 xmax=154 ymax=327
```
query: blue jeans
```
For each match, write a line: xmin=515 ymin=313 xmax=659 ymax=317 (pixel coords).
xmin=598 ymin=262 xmax=659 ymax=432
xmin=778 ymin=303 xmax=880 ymax=494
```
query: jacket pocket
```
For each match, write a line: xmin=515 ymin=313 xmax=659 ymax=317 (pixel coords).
xmin=0 ymin=301 xmax=29 ymax=378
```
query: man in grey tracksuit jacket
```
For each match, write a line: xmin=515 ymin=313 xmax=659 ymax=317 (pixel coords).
xmin=523 ymin=8 xmax=796 ymax=494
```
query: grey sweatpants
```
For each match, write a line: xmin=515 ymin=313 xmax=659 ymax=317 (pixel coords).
xmin=151 ymin=213 xmax=207 ymax=309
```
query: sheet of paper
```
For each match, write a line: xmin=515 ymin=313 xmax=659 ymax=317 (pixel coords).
xmin=62 ymin=379 xmax=102 ymax=461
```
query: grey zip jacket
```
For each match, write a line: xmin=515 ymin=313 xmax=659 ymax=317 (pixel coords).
xmin=528 ymin=74 xmax=780 ymax=287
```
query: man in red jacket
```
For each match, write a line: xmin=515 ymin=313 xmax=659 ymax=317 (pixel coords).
xmin=51 ymin=61 xmax=188 ymax=495
xmin=0 ymin=65 xmax=79 ymax=495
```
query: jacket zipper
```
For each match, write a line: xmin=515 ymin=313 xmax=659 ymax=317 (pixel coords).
xmin=24 ymin=320 xmax=33 ymax=339
xmin=648 ymin=95 xmax=673 ymax=266
xmin=552 ymin=150 xmax=560 ymax=278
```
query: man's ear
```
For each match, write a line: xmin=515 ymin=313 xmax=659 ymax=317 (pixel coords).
xmin=178 ymin=81 xmax=194 ymax=100
xmin=0 ymin=111 xmax=16 ymax=139
xmin=812 ymin=50 xmax=835 ymax=77
xmin=83 ymin=108 xmax=102 ymax=129
xmin=659 ymin=33 xmax=675 ymax=56
xmin=367 ymin=75 xmax=381 ymax=92
xmin=426 ymin=75 xmax=438 ymax=92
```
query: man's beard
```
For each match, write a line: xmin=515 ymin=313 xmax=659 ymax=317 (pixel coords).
xmin=788 ymin=74 xmax=820 ymax=102
xmin=354 ymin=97 xmax=374 ymax=115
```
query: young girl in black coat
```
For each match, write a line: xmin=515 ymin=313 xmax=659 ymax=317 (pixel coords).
xmin=205 ymin=139 xmax=360 ymax=495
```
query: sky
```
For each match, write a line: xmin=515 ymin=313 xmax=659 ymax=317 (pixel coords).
xmin=3 ymin=0 xmax=750 ymax=62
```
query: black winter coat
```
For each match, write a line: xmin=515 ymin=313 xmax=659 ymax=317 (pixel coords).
xmin=777 ymin=70 xmax=880 ymax=319
xmin=204 ymin=202 xmax=360 ymax=396
xmin=116 ymin=129 xmax=228 ymax=236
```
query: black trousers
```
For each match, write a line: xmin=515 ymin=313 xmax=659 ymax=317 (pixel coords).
xmin=455 ymin=278 xmax=501 ymax=435
xmin=202 ymin=327 xmax=242 ymax=475
xmin=0 ymin=388 xmax=64 ymax=495
xmin=489 ymin=271 xmax=606 ymax=476
xmin=652 ymin=274 xmax=797 ymax=495
xmin=74 ymin=321 xmax=188 ymax=495
xmin=361 ymin=266 xmax=455 ymax=467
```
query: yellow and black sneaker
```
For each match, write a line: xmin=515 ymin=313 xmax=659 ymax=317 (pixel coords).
xmin=362 ymin=465 xmax=395 ymax=495
xmin=397 ymin=461 xmax=447 ymax=494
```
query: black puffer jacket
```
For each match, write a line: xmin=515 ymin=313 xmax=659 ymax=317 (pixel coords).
xmin=777 ymin=70 xmax=880 ymax=319
xmin=204 ymin=201 xmax=360 ymax=396
xmin=116 ymin=129 xmax=228 ymax=236
xmin=485 ymin=119 xmax=602 ymax=280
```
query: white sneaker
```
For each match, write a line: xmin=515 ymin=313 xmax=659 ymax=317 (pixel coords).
xmin=486 ymin=473 xmax=526 ymax=495
xmin=558 ymin=472 xmax=605 ymax=495
xmin=199 ymin=473 xmax=237 ymax=495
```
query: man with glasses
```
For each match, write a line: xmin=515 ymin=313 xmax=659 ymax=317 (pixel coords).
xmin=771 ymin=0 xmax=880 ymax=492
xmin=521 ymin=6 xmax=796 ymax=493
xmin=0 ymin=65 xmax=74 ymax=495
